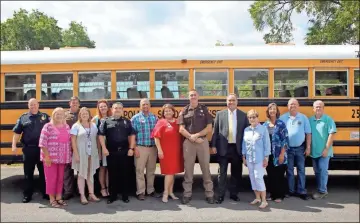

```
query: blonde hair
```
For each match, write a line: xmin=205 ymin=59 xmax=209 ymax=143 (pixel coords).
xmin=50 ymin=107 xmax=65 ymax=125
xmin=247 ymin=109 xmax=259 ymax=118
xmin=77 ymin=107 xmax=92 ymax=123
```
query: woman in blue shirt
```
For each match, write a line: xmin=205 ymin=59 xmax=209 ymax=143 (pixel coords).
xmin=242 ymin=109 xmax=271 ymax=209
xmin=263 ymin=103 xmax=289 ymax=203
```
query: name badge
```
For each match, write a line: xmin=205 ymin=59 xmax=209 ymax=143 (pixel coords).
xmin=87 ymin=141 xmax=92 ymax=149
xmin=86 ymin=141 xmax=92 ymax=155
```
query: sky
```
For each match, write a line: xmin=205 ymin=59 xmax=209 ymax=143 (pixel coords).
xmin=1 ymin=1 xmax=311 ymax=49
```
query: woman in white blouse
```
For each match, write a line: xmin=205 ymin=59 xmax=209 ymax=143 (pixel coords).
xmin=71 ymin=107 xmax=100 ymax=205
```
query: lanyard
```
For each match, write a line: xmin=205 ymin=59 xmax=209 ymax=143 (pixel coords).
xmin=80 ymin=123 xmax=91 ymax=139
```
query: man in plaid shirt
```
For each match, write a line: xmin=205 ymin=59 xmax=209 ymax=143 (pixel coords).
xmin=131 ymin=98 xmax=159 ymax=200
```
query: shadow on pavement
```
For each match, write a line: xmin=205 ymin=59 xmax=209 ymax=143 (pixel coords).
xmin=1 ymin=172 xmax=359 ymax=215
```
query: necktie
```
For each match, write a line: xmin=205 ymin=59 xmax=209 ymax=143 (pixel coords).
xmin=228 ymin=111 xmax=233 ymax=143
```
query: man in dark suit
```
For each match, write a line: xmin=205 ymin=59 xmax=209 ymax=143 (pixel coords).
xmin=211 ymin=93 xmax=249 ymax=203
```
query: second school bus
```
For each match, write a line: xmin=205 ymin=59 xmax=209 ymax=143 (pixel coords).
xmin=1 ymin=45 xmax=359 ymax=169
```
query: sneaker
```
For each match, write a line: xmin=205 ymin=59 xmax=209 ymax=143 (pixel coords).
xmin=312 ymin=192 xmax=328 ymax=200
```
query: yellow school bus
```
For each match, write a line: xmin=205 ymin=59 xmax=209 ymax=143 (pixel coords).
xmin=1 ymin=45 xmax=359 ymax=169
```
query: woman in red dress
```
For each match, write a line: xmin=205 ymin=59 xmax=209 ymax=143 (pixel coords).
xmin=152 ymin=104 xmax=184 ymax=203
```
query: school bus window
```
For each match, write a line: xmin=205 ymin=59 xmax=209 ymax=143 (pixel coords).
xmin=194 ymin=69 xmax=228 ymax=96
xmin=155 ymin=70 xmax=189 ymax=99
xmin=234 ymin=69 xmax=268 ymax=98
xmin=315 ymin=71 xmax=347 ymax=96
xmin=4 ymin=73 xmax=36 ymax=101
xmin=41 ymin=73 xmax=74 ymax=100
xmin=116 ymin=71 xmax=149 ymax=99
xmin=274 ymin=70 xmax=308 ymax=98
xmin=79 ymin=71 xmax=111 ymax=100
xmin=354 ymin=70 xmax=359 ymax=97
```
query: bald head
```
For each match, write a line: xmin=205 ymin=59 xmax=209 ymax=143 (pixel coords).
xmin=288 ymin=98 xmax=299 ymax=106
xmin=287 ymin=97 xmax=299 ymax=115
xmin=28 ymin=98 xmax=39 ymax=114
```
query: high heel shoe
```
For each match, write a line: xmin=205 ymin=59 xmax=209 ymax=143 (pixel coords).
xmin=80 ymin=195 xmax=88 ymax=205
xmin=169 ymin=193 xmax=179 ymax=200
xmin=88 ymin=193 xmax=100 ymax=202
xmin=100 ymin=188 xmax=108 ymax=197
xmin=162 ymin=194 xmax=168 ymax=203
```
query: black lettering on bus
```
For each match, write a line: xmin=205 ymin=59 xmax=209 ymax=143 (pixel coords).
xmin=157 ymin=109 xmax=180 ymax=118
xmin=200 ymin=60 xmax=216 ymax=64
xmin=124 ymin=110 xmax=137 ymax=119
xmin=209 ymin=109 xmax=220 ymax=118
xmin=351 ymin=109 xmax=360 ymax=118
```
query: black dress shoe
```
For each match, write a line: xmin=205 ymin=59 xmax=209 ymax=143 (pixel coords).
xmin=148 ymin=192 xmax=161 ymax=198
xmin=107 ymin=197 xmax=117 ymax=204
xmin=122 ymin=196 xmax=130 ymax=203
xmin=216 ymin=196 xmax=224 ymax=204
xmin=299 ymin=194 xmax=310 ymax=200
xmin=230 ymin=195 xmax=240 ymax=202
xmin=22 ymin=196 xmax=32 ymax=203
xmin=206 ymin=197 xmax=215 ymax=204
xmin=181 ymin=196 xmax=191 ymax=204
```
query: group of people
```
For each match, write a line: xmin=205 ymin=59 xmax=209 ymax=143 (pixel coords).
xmin=12 ymin=89 xmax=336 ymax=209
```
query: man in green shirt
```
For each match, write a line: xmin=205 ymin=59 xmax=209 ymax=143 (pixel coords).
xmin=309 ymin=100 xmax=336 ymax=199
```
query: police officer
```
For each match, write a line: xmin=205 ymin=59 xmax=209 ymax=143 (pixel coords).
xmin=177 ymin=89 xmax=215 ymax=204
xmin=99 ymin=102 xmax=136 ymax=204
xmin=12 ymin=98 xmax=50 ymax=203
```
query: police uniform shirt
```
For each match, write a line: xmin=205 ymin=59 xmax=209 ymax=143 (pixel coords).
xmin=13 ymin=112 xmax=50 ymax=146
xmin=177 ymin=104 xmax=213 ymax=135
xmin=65 ymin=110 xmax=79 ymax=128
xmin=98 ymin=116 xmax=136 ymax=150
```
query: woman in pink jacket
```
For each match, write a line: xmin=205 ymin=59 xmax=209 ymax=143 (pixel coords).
xmin=39 ymin=107 xmax=72 ymax=208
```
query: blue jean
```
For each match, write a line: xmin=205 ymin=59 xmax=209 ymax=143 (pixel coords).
xmin=312 ymin=156 xmax=330 ymax=193
xmin=287 ymin=146 xmax=306 ymax=194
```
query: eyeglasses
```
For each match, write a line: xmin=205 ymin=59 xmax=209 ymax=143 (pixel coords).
xmin=248 ymin=116 xmax=257 ymax=119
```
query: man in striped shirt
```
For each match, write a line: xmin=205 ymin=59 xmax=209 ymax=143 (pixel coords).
xmin=131 ymin=98 xmax=159 ymax=200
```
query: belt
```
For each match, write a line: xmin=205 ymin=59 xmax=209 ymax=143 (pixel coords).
xmin=137 ymin=144 xmax=155 ymax=148
xmin=24 ymin=144 xmax=39 ymax=147
xmin=109 ymin=146 xmax=127 ymax=152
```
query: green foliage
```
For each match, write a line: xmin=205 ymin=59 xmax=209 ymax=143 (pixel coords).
xmin=249 ymin=0 xmax=359 ymax=44
xmin=1 ymin=8 xmax=96 ymax=51
xmin=62 ymin=21 xmax=95 ymax=48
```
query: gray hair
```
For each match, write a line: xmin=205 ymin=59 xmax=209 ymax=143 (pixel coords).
xmin=313 ymin=100 xmax=325 ymax=107
xmin=288 ymin=97 xmax=299 ymax=105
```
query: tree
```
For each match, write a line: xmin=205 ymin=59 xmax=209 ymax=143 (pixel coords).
xmin=1 ymin=9 xmax=62 ymax=50
xmin=215 ymin=40 xmax=234 ymax=46
xmin=249 ymin=0 xmax=359 ymax=44
xmin=62 ymin=21 xmax=95 ymax=48
xmin=1 ymin=8 xmax=96 ymax=51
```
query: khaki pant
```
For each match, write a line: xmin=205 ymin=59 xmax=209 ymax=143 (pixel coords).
xmin=183 ymin=139 xmax=214 ymax=198
xmin=135 ymin=146 xmax=157 ymax=195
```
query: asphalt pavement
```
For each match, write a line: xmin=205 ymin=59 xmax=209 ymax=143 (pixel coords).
xmin=1 ymin=164 xmax=359 ymax=222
